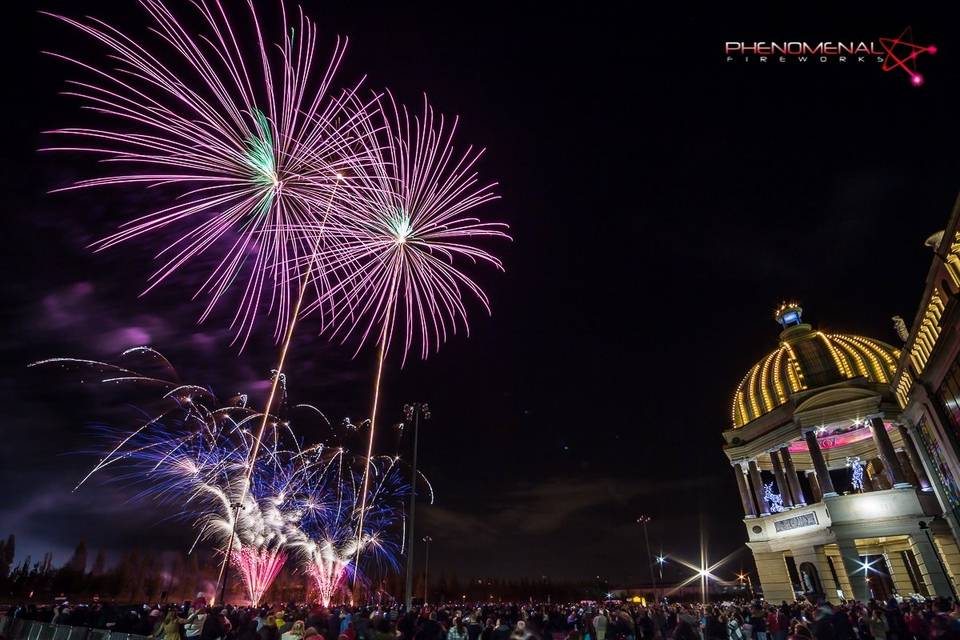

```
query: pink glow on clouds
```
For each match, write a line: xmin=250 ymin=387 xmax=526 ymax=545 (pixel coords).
xmin=109 ymin=327 xmax=152 ymax=347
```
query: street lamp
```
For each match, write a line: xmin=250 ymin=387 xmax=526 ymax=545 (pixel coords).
xmin=637 ymin=515 xmax=656 ymax=592
xmin=422 ymin=535 xmax=433 ymax=604
xmin=217 ymin=500 xmax=245 ymax=604
xmin=403 ymin=402 xmax=430 ymax=610
xmin=736 ymin=572 xmax=753 ymax=599
xmin=655 ymin=553 xmax=666 ymax=589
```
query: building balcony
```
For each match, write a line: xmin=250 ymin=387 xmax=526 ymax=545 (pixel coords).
xmin=745 ymin=486 xmax=940 ymax=546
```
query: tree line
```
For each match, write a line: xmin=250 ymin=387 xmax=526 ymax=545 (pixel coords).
xmin=0 ymin=535 xmax=616 ymax=605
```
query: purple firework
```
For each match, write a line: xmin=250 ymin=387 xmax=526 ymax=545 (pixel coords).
xmin=292 ymin=92 xmax=508 ymax=572
xmin=307 ymin=92 xmax=510 ymax=364
xmin=44 ymin=0 xmax=378 ymax=348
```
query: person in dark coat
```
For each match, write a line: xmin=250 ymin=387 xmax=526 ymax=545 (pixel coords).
xmin=201 ymin=608 xmax=229 ymax=640
xmin=830 ymin=607 xmax=855 ymax=640
xmin=415 ymin=612 xmax=446 ymax=640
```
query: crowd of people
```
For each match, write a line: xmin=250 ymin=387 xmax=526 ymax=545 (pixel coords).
xmin=7 ymin=596 xmax=960 ymax=640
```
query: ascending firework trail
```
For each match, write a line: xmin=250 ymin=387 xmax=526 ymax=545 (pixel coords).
xmin=45 ymin=0 xmax=509 ymax=603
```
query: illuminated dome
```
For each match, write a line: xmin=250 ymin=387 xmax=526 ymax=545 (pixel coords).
xmin=731 ymin=303 xmax=901 ymax=428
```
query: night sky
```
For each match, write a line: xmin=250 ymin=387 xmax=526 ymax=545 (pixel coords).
xmin=3 ymin=2 xmax=960 ymax=588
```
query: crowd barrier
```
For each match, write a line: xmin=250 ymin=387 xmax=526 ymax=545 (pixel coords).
xmin=0 ymin=616 xmax=153 ymax=640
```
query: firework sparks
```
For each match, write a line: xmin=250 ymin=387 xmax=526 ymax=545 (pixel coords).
xmin=232 ymin=547 xmax=287 ymax=607
xmin=44 ymin=0 xmax=377 ymax=347
xmin=295 ymin=93 xmax=508 ymax=575
xmin=285 ymin=453 xmax=414 ymax=605
xmin=31 ymin=350 xmax=417 ymax=605
xmin=32 ymin=350 xmax=317 ymax=603
xmin=302 ymin=540 xmax=353 ymax=607
xmin=44 ymin=1 xmax=503 ymax=603
xmin=307 ymin=93 xmax=510 ymax=363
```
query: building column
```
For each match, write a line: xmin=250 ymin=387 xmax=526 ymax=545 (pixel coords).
xmin=818 ymin=549 xmax=843 ymax=604
xmin=751 ymin=550 xmax=794 ymax=603
xmin=734 ymin=463 xmax=757 ymax=518
xmin=933 ymin=530 xmax=960 ymax=593
xmin=806 ymin=470 xmax=822 ymax=503
xmin=780 ymin=447 xmax=806 ymax=505
xmin=835 ymin=538 xmax=871 ymax=602
xmin=825 ymin=547 xmax=855 ymax=600
xmin=898 ymin=424 xmax=932 ymax=491
xmin=805 ymin=430 xmax=837 ymax=497
xmin=748 ymin=459 xmax=770 ymax=516
xmin=870 ymin=416 xmax=910 ymax=487
xmin=898 ymin=450 xmax=921 ymax=488
xmin=910 ymin=530 xmax=954 ymax=598
xmin=868 ymin=458 xmax=892 ymax=490
xmin=770 ymin=450 xmax=795 ymax=508
xmin=883 ymin=548 xmax=917 ymax=596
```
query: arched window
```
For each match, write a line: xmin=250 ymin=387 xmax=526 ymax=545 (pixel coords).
xmin=798 ymin=562 xmax=823 ymax=596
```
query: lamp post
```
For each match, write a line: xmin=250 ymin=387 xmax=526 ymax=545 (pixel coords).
xmin=423 ymin=535 xmax=433 ymax=604
xmin=655 ymin=552 xmax=666 ymax=600
xmin=656 ymin=554 xmax=666 ymax=575
xmin=637 ymin=515 xmax=655 ymax=592
xmin=217 ymin=500 xmax=244 ymax=605
xmin=403 ymin=403 xmax=430 ymax=610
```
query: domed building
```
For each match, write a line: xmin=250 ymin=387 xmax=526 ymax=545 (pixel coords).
xmin=724 ymin=303 xmax=960 ymax=603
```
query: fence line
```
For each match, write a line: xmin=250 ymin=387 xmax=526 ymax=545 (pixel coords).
xmin=0 ymin=616 xmax=153 ymax=640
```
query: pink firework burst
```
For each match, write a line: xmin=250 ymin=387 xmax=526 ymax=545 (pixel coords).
xmin=43 ymin=0 xmax=377 ymax=347
xmin=305 ymin=93 xmax=510 ymax=364
xmin=231 ymin=546 xmax=287 ymax=606
xmin=307 ymin=550 xmax=351 ymax=607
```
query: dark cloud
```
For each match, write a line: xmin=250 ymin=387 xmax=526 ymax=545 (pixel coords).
xmin=416 ymin=476 xmax=720 ymax=580
xmin=37 ymin=281 xmax=177 ymax=353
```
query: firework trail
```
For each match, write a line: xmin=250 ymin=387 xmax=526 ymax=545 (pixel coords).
xmin=286 ymin=453 xmax=422 ymax=605
xmin=44 ymin=0 xmax=377 ymax=348
xmin=45 ymin=1 xmax=506 ymax=600
xmin=43 ymin=0 xmax=387 ymax=601
xmin=296 ymin=93 xmax=508 ymax=571
xmin=31 ymin=350 xmax=323 ymax=604
xmin=30 ymin=350 xmax=424 ymax=605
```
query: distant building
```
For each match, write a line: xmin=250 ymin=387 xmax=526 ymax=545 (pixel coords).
xmin=609 ymin=583 xmax=741 ymax=603
xmin=723 ymin=294 xmax=960 ymax=603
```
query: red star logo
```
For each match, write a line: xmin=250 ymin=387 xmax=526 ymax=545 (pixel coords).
xmin=880 ymin=27 xmax=937 ymax=86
